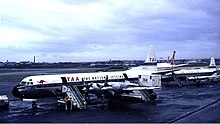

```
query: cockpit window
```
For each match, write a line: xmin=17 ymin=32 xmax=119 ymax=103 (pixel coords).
xmin=20 ymin=81 xmax=27 ymax=85
xmin=20 ymin=81 xmax=33 ymax=85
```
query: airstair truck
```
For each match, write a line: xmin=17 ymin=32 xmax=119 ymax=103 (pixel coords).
xmin=0 ymin=95 xmax=9 ymax=109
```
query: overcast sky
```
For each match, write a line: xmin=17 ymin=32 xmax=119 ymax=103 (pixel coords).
xmin=0 ymin=0 xmax=220 ymax=62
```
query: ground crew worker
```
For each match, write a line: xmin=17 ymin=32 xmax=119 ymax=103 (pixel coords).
xmin=64 ymin=96 xmax=73 ymax=111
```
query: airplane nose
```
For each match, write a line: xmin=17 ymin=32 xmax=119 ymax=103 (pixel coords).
xmin=12 ymin=85 xmax=22 ymax=98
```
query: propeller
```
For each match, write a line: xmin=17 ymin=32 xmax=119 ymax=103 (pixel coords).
xmin=103 ymin=75 xmax=110 ymax=87
xmin=82 ymin=78 xmax=93 ymax=100
xmin=97 ymin=75 xmax=111 ymax=89
xmin=97 ymin=75 xmax=112 ymax=106
xmin=122 ymin=73 xmax=132 ymax=85
xmin=82 ymin=78 xmax=93 ymax=89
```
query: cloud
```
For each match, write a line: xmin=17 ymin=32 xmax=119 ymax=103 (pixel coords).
xmin=0 ymin=0 xmax=220 ymax=62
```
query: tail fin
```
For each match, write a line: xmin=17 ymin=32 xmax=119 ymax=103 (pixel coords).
xmin=170 ymin=51 xmax=176 ymax=65
xmin=209 ymin=57 xmax=216 ymax=68
xmin=145 ymin=45 xmax=156 ymax=63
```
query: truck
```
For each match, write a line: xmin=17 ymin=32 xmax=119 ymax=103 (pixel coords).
xmin=0 ymin=95 xmax=9 ymax=109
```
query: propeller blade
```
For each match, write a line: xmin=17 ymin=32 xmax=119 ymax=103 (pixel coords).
xmin=123 ymin=73 xmax=129 ymax=80
xmin=82 ymin=78 xmax=93 ymax=91
xmin=103 ymin=75 xmax=109 ymax=87
xmin=96 ymin=83 xmax=102 ymax=89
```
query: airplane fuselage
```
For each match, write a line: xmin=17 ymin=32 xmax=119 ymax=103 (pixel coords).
xmin=12 ymin=45 xmax=162 ymax=101
xmin=12 ymin=67 xmax=159 ymax=99
xmin=162 ymin=67 xmax=218 ymax=82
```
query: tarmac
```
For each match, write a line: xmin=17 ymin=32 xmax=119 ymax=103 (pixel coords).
xmin=0 ymin=69 xmax=220 ymax=123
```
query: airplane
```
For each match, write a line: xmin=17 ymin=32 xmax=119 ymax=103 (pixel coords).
xmin=157 ymin=51 xmax=188 ymax=70
xmin=187 ymin=71 xmax=220 ymax=83
xmin=12 ymin=45 xmax=176 ymax=109
xmin=162 ymin=57 xmax=219 ymax=86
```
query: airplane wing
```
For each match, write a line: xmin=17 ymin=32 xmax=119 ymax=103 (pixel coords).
xmin=101 ymin=86 xmax=161 ymax=91
xmin=174 ymin=64 xmax=188 ymax=68
xmin=123 ymin=86 xmax=161 ymax=91
xmin=152 ymin=69 xmax=180 ymax=75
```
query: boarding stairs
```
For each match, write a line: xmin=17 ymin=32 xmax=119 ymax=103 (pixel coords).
xmin=61 ymin=77 xmax=87 ymax=110
xmin=65 ymin=85 xmax=87 ymax=110
xmin=138 ymin=90 xmax=158 ymax=101
xmin=171 ymin=72 xmax=182 ymax=87
xmin=136 ymin=80 xmax=158 ymax=101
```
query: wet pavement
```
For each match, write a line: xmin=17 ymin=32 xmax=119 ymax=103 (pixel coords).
xmin=0 ymin=72 xmax=220 ymax=123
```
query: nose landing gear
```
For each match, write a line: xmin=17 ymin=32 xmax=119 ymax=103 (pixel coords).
xmin=32 ymin=101 xmax=37 ymax=109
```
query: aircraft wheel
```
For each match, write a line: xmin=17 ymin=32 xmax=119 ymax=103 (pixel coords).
xmin=32 ymin=102 xmax=37 ymax=108
xmin=195 ymin=80 xmax=200 ymax=87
